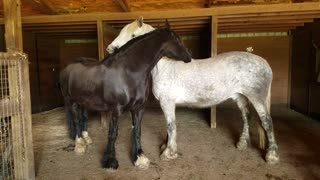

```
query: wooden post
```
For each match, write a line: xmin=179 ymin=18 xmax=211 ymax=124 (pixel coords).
xmin=4 ymin=0 xmax=23 ymax=52
xmin=3 ymin=0 xmax=35 ymax=179
xmin=97 ymin=20 xmax=108 ymax=128
xmin=210 ymin=16 xmax=218 ymax=128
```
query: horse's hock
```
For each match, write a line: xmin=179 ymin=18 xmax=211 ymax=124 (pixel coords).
xmin=0 ymin=52 xmax=35 ymax=179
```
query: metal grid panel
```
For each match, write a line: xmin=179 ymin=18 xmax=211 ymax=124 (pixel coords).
xmin=0 ymin=52 xmax=33 ymax=180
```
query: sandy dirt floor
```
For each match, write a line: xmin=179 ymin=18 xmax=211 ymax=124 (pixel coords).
xmin=32 ymin=106 xmax=320 ymax=180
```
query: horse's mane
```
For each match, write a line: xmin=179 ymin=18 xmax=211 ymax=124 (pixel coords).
xmin=72 ymin=57 xmax=99 ymax=66
xmin=102 ymin=28 xmax=170 ymax=64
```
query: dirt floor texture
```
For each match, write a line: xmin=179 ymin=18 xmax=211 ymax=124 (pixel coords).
xmin=32 ymin=106 xmax=320 ymax=180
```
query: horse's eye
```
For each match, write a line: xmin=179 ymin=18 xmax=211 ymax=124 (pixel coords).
xmin=131 ymin=34 xmax=136 ymax=38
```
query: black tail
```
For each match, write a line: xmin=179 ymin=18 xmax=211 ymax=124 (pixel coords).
xmin=66 ymin=107 xmax=77 ymax=139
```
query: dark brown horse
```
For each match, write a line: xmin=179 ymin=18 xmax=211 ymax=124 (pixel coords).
xmin=59 ymin=21 xmax=192 ymax=170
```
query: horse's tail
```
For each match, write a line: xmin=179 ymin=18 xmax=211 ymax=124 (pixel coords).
xmin=266 ymin=83 xmax=271 ymax=113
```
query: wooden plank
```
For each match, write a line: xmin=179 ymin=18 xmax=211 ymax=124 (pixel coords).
xmin=0 ymin=2 xmax=319 ymax=24
xmin=211 ymin=16 xmax=217 ymax=129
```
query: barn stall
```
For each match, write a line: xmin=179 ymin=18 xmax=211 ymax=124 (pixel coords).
xmin=0 ymin=0 xmax=320 ymax=179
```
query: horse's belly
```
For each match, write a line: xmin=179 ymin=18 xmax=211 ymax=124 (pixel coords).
xmin=74 ymin=96 xmax=109 ymax=111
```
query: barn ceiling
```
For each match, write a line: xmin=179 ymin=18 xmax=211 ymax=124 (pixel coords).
xmin=0 ymin=0 xmax=320 ymax=33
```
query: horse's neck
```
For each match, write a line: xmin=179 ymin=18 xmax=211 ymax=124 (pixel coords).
xmin=124 ymin=36 xmax=166 ymax=73
xmin=151 ymin=57 xmax=177 ymax=83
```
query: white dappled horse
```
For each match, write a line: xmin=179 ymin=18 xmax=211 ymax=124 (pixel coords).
xmin=107 ymin=17 xmax=279 ymax=164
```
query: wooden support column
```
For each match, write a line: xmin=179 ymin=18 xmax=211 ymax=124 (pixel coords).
xmin=3 ymin=0 xmax=35 ymax=179
xmin=210 ymin=16 xmax=218 ymax=128
xmin=97 ymin=20 xmax=108 ymax=128
xmin=4 ymin=0 xmax=23 ymax=51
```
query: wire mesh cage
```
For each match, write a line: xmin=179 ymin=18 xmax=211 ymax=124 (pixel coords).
xmin=0 ymin=52 xmax=34 ymax=180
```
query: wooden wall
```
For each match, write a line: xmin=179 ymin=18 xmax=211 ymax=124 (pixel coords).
xmin=218 ymin=36 xmax=290 ymax=107
xmin=291 ymin=19 xmax=320 ymax=119
xmin=23 ymin=31 xmax=98 ymax=113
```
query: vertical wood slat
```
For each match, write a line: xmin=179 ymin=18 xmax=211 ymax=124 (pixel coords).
xmin=97 ymin=20 xmax=108 ymax=128
xmin=210 ymin=16 xmax=218 ymax=128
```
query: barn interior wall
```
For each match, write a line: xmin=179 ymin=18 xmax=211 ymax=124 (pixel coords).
xmin=23 ymin=31 xmax=40 ymax=112
xmin=23 ymin=31 xmax=98 ymax=113
xmin=291 ymin=19 xmax=320 ymax=120
xmin=218 ymin=36 xmax=290 ymax=107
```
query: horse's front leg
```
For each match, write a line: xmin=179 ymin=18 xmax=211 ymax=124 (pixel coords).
xmin=159 ymin=100 xmax=178 ymax=160
xmin=102 ymin=109 xmax=120 ymax=170
xmin=130 ymin=108 xmax=150 ymax=169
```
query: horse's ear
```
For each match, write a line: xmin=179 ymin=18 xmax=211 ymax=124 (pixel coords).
xmin=137 ymin=16 xmax=144 ymax=27
xmin=165 ymin=19 xmax=171 ymax=30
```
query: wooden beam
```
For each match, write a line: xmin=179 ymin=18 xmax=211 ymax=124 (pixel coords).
xmin=219 ymin=14 xmax=320 ymax=22
xmin=4 ymin=0 xmax=23 ymax=51
xmin=211 ymin=16 xmax=217 ymax=129
xmin=114 ymin=0 xmax=131 ymax=12
xmin=0 ymin=2 xmax=319 ymax=24
xmin=218 ymin=28 xmax=291 ymax=33
xmin=220 ymin=11 xmax=320 ymax=18
xmin=219 ymin=19 xmax=314 ymax=26
xmin=25 ymin=0 xmax=58 ymax=15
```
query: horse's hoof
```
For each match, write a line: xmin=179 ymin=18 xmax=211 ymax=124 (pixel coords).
xmin=84 ymin=136 xmax=93 ymax=145
xmin=236 ymin=137 xmax=249 ymax=150
xmin=266 ymin=149 xmax=280 ymax=164
xmin=160 ymin=148 xmax=178 ymax=161
xmin=102 ymin=157 xmax=119 ymax=170
xmin=75 ymin=138 xmax=86 ymax=155
xmin=134 ymin=154 xmax=150 ymax=170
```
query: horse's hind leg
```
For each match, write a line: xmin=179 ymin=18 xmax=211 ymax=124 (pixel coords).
xmin=80 ymin=109 xmax=92 ymax=145
xmin=130 ymin=107 xmax=150 ymax=169
xmin=159 ymin=100 xmax=178 ymax=160
xmin=234 ymin=94 xmax=251 ymax=150
xmin=250 ymin=100 xmax=279 ymax=164
xmin=72 ymin=103 xmax=87 ymax=155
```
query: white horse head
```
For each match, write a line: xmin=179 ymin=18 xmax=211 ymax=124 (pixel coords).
xmin=107 ymin=16 xmax=155 ymax=54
